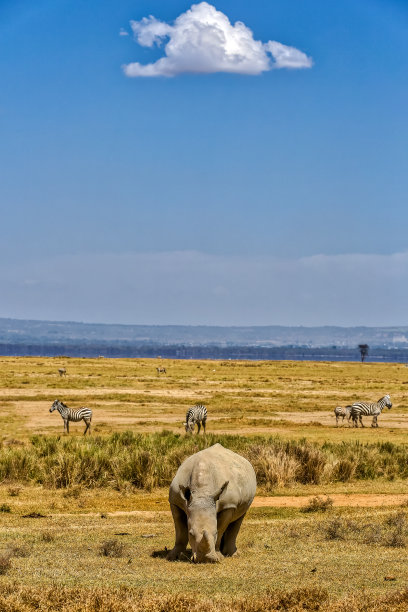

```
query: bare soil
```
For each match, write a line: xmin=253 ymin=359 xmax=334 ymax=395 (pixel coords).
xmin=47 ymin=494 xmax=408 ymax=517
xmin=253 ymin=494 xmax=408 ymax=508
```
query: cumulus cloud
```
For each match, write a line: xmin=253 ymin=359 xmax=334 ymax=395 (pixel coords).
xmin=122 ymin=2 xmax=312 ymax=77
xmin=0 ymin=251 xmax=405 ymax=326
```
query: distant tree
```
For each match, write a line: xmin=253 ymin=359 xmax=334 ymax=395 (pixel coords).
xmin=358 ymin=344 xmax=369 ymax=362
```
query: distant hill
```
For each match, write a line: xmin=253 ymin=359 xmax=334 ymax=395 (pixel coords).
xmin=0 ymin=317 xmax=407 ymax=349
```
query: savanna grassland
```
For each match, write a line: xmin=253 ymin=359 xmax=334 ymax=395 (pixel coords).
xmin=1 ymin=356 xmax=408 ymax=611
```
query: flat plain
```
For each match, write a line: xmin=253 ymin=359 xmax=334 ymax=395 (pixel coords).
xmin=1 ymin=356 xmax=408 ymax=611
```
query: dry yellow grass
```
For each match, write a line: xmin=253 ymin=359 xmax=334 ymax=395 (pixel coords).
xmin=1 ymin=504 xmax=408 ymax=609
xmin=1 ymin=356 xmax=408 ymax=610
xmin=1 ymin=356 xmax=407 ymax=441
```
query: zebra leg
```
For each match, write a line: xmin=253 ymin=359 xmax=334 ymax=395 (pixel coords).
xmin=167 ymin=503 xmax=189 ymax=561
xmin=83 ymin=419 xmax=90 ymax=435
xmin=196 ymin=422 xmax=201 ymax=435
xmin=335 ymin=415 xmax=339 ymax=426
xmin=359 ymin=415 xmax=364 ymax=428
xmin=372 ymin=416 xmax=378 ymax=428
xmin=202 ymin=419 xmax=206 ymax=434
xmin=66 ymin=420 xmax=70 ymax=434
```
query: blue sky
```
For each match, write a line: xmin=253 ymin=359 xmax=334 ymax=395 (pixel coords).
xmin=1 ymin=0 xmax=407 ymax=325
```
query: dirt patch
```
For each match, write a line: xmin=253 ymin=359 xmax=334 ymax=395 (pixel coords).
xmin=50 ymin=495 xmax=408 ymax=517
xmin=253 ymin=494 xmax=408 ymax=508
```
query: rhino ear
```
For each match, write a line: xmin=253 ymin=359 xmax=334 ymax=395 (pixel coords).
xmin=179 ymin=484 xmax=191 ymax=502
xmin=213 ymin=480 xmax=228 ymax=501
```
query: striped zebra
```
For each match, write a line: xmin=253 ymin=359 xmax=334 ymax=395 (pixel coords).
xmin=184 ymin=404 xmax=207 ymax=435
xmin=49 ymin=399 xmax=92 ymax=435
xmin=58 ymin=368 xmax=66 ymax=377
xmin=334 ymin=405 xmax=352 ymax=426
xmin=350 ymin=394 xmax=392 ymax=428
xmin=156 ymin=367 xmax=166 ymax=374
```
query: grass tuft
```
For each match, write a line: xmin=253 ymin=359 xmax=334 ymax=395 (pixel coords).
xmin=99 ymin=539 xmax=126 ymax=558
xmin=0 ymin=552 xmax=12 ymax=575
xmin=301 ymin=496 xmax=333 ymax=513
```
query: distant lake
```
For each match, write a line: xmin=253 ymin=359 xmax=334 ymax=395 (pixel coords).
xmin=1 ymin=343 xmax=408 ymax=363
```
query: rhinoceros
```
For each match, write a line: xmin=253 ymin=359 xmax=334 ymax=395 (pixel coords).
xmin=167 ymin=443 xmax=256 ymax=563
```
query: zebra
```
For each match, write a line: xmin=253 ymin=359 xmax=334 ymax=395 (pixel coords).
xmin=49 ymin=399 xmax=92 ymax=435
xmin=58 ymin=368 xmax=66 ymax=377
xmin=156 ymin=367 xmax=166 ymax=374
xmin=350 ymin=394 xmax=392 ymax=428
xmin=184 ymin=404 xmax=207 ymax=435
xmin=334 ymin=405 xmax=352 ymax=426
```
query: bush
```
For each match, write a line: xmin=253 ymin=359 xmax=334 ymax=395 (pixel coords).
xmin=325 ymin=517 xmax=345 ymax=540
xmin=248 ymin=446 xmax=298 ymax=489
xmin=99 ymin=539 xmax=126 ymax=558
xmin=331 ymin=459 xmax=355 ymax=482
xmin=2 ymin=432 xmax=408 ymax=491
xmin=301 ymin=496 xmax=333 ymax=513
xmin=384 ymin=512 xmax=406 ymax=548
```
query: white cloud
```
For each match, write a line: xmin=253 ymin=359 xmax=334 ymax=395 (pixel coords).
xmin=0 ymin=251 xmax=406 ymax=326
xmin=122 ymin=2 xmax=312 ymax=78
xmin=119 ymin=28 xmax=129 ymax=37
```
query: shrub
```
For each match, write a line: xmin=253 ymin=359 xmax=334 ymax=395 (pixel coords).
xmin=248 ymin=446 xmax=298 ymax=489
xmin=99 ymin=539 xmax=126 ymax=558
xmin=384 ymin=512 xmax=406 ymax=548
xmin=301 ymin=496 xmax=333 ymax=513
xmin=385 ymin=529 xmax=406 ymax=548
xmin=292 ymin=444 xmax=328 ymax=485
xmin=332 ymin=459 xmax=356 ymax=482
xmin=0 ymin=504 xmax=11 ymax=513
xmin=3 ymin=432 xmax=408 ymax=492
xmin=325 ymin=517 xmax=345 ymax=540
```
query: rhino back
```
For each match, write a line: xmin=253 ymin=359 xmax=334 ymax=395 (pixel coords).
xmin=169 ymin=444 xmax=256 ymax=511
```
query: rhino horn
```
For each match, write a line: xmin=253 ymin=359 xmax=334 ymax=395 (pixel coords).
xmin=213 ymin=480 xmax=229 ymax=501
xmin=202 ymin=530 xmax=212 ymax=552
xmin=203 ymin=530 xmax=211 ymax=543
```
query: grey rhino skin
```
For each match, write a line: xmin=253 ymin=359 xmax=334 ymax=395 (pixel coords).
xmin=167 ymin=443 xmax=256 ymax=563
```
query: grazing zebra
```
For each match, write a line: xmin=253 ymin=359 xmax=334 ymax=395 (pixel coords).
xmin=49 ymin=399 xmax=92 ymax=435
xmin=58 ymin=368 xmax=66 ymax=377
xmin=156 ymin=367 xmax=166 ymax=374
xmin=184 ymin=404 xmax=207 ymax=434
xmin=350 ymin=394 xmax=392 ymax=428
xmin=334 ymin=405 xmax=352 ymax=426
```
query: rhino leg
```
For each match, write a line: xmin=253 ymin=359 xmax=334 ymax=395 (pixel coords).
xmin=220 ymin=513 xmax=246 ymax=557
xmin=215 ymin=508 xmax=237 ymax=558
xmin=167 ymin=503 xmax=188 ymax=561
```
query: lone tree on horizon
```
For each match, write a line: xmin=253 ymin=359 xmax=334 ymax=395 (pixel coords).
xmin=358 ymin=344 xmax=369 ymax=362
